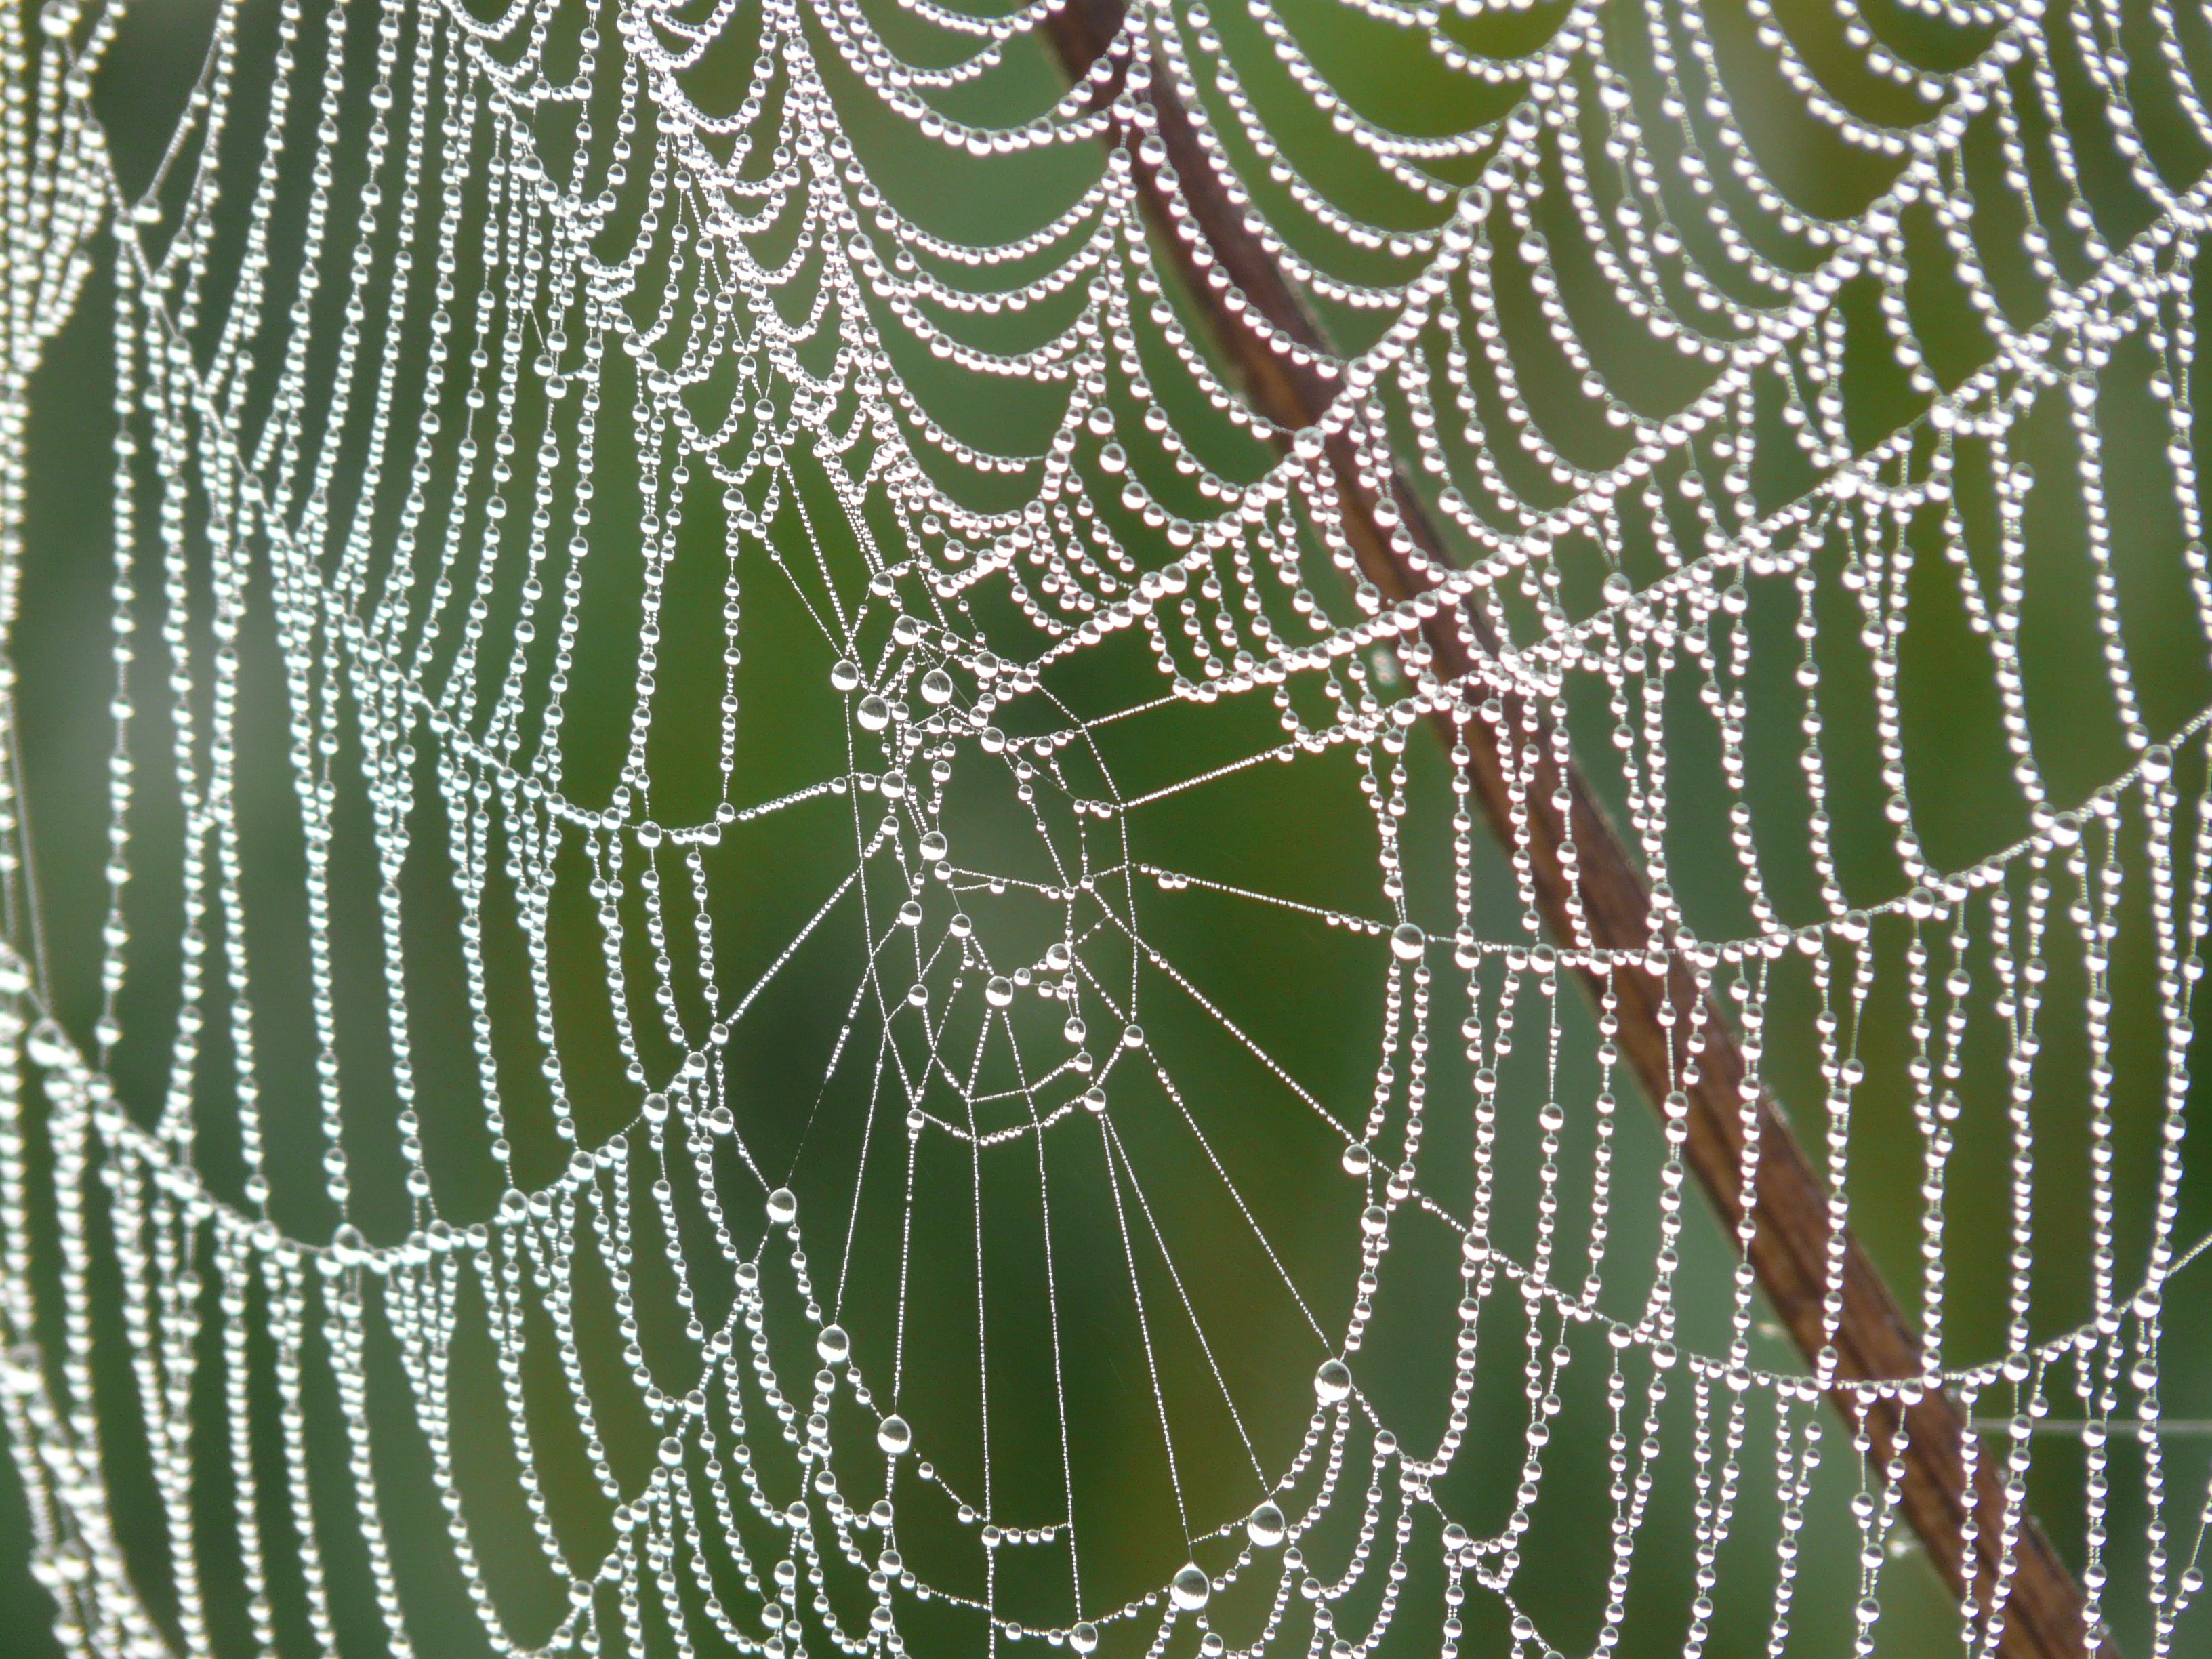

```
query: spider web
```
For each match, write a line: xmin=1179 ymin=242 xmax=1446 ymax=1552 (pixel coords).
xmin=0 ymin=1 xmax=2208 ymax=1659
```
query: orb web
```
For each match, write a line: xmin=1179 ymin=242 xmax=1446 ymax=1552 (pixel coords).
xmin=0 ymin=2 xmax=2207 ymax=1659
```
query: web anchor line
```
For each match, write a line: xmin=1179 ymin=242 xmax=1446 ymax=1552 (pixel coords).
xmin=1038 ymin=5 xmax=2108 ymax=1658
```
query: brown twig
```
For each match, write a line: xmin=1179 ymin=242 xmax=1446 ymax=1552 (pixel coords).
xmin=1041 ymin=6 xmax=2107 ymax=1656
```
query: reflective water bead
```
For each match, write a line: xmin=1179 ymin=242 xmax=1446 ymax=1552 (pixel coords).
xmin=1248 ymin=1502 xmax=1286 ymax=1549
xmin=1170 ymin=1564 xmax=1211 ymax=1612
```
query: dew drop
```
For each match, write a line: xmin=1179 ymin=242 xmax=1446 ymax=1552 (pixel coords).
xmin=1315 ymin=1359 xmax=1353 ymax=1405
xmin=1071 ymin=1624 xmax=1099 ymax=1656
xmin=766 ymin=1188 xmax=799 ymax=1225
xmin=1170 ymin=1565 xmax=1210 ymax=1612
xmin=25 ymin=1023 xmax=69 ymax=1069
xmin=857 ymin=695 xmax=890 ymax=732
xmin=659 ymin=1435 xmax=684 ymax=1467
xmin=817 ymin=1324 xmax=851 ymax=1364
xmin=831 ymin=659 xmax=862 ymax=693
xmin=1082 ymin=1086 xmax=1107 ymax=1115
xmin=877 ymin=1414 xmax=912 ymax=1456
xmin=986 ymin=977 xmax=1015 ymax=1008
xmin=1341 ymin=1143 xmax=1371 ymax=1177
xmin=1246 ymin=1502 xmax=1286 ymax=1549
xmin=1390 ymin=922 xmax=1425 ymax=962
xmin=920 ymin=668 xmax=955 ymax=705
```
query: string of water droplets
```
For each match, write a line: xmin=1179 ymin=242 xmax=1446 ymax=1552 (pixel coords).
xmin=0 ymin=1 xmax=2208 ymax=1658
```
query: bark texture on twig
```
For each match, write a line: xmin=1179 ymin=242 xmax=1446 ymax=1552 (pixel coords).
xmin=1040 ymin=7 xmax=2106 ymax=1656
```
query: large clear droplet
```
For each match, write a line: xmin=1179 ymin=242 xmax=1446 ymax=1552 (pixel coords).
xmin=857 ymin=695 xmax=890 ymax=732
xmin=877 ymin=1414 xmax=912 ymax=1456
xmin=1170 ymin=1563 xmax=1211 ymax=1612
xmin=817 ymin=1324 xmax=851 ymax=1365
xmin=1 ymin=1345 xmax=41 ymax=1397
xmin=1391 ymin=922 xmax=1425 ymax=962
xmin=766 ymin=1188 xmax=799 ymax=1225
xmin=920 ymin=668 xmax=955 ymax=705
xmin=831 ymin=659 xmax=862 ymax=692
xmin=1341 ymin=1143 xmax=1372 ymax=1177
xmin=26 ymin=1022 xmax=70 ymax=1069
xmin=1315 ymin=1359 xmax=1353 ymax=1404
xmin=986 ymin=976 xmax=1015 ymax=1008
xmin=1070 ymin=1623 xmax=1099 ymax=1655
xmin=658 ymin=1435 xmax=684 ymax=1467
xmin=1247 ymin=1502 xmax=1286 ymax=1549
